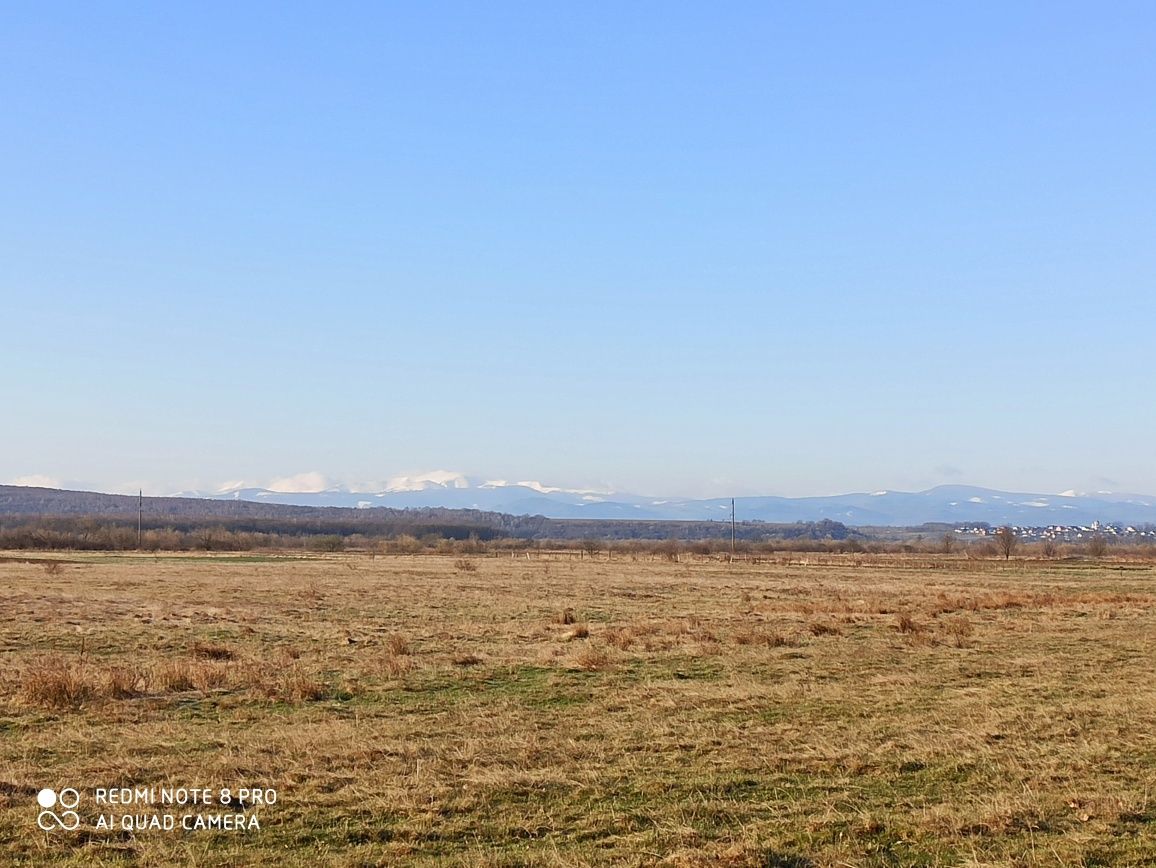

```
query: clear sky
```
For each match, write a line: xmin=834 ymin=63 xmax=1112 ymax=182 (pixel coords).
xmin=3 ymin=2 xmax=1155 ymax=498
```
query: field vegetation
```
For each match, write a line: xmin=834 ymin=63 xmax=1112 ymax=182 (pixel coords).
xmin=0 ymin=552 xmax=1153 ymax=865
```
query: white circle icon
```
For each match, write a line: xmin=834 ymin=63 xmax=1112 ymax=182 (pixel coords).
xmin=37 ymin=789 xmax=57 ymax=809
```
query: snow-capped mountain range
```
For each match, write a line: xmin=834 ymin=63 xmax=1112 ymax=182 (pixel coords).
xmin=174 ymin=473 xmax=1156 ymax=527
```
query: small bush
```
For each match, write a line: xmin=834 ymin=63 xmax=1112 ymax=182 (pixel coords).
xmin=568 ymin=623 xmax=590 ymax=640
xmin=312 ymin=535 xmax=345 ymax=553
xmin=42 ymin=561 xmax=63 ymax=576
xmin=453 ymin=559 xmax=478 ymax=573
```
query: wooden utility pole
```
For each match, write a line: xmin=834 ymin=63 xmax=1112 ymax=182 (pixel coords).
xmin=138 ymin=490 xmax=143 ymax=550
xmin=731 ymin=498 xmax=736 ymax=559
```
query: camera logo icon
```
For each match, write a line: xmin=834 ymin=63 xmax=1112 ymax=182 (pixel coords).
xmin=37 ymin=788 xmax=81 ymax=831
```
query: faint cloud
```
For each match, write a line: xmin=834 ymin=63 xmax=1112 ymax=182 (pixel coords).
xmin=214 ymin=479 xmax=252 ymax=494
xmin=934 ymin=464 xmax=964 ymax=478
xmin=7 ymin=474 xmax=61 ymax=489
xmin=267 ymin=471 xmax=331 ymax=493
xmin=112 ymin=481 xmax=171 ymax=497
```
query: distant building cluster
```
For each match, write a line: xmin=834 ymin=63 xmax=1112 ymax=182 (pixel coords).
xmin=955 ymin=521 xmax=1156 ymax=541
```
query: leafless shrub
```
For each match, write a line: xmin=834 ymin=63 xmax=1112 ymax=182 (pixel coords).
xmin=970 ymin=542 xmax=998 ymax=559
xmin=453 ymin=559 xmax=478 ymax=572
xmin=995 ymin=527 xmax=1018 ymax=560
xmin=43 ymin=561 xmax=63 ymax=576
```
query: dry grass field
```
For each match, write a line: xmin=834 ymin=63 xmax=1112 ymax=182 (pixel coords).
xmin=0 ymin=551 xmax=1153 ymax=866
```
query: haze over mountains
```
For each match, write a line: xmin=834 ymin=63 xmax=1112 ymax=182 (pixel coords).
xmin=174 ymin=473 xmax=1156 ymax=527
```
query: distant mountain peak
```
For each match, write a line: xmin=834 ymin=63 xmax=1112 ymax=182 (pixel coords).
xmin=153 ymin=477 xmax=1156 ymax=527
xmin=383 ymin=471 xmax=471 ymax=492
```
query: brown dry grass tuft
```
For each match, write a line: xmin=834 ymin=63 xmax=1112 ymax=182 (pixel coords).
xmin=605 ymin=626 xmax=635 ymax=650
xmin=807 ymin=621 xmax=841 ymax=637
xmin=896 ymin=612 xmax=923 ymax=634
xmin=940 ymin=614 xmax=975 ymax=647
xmin=382 ymin=652 xmax=413 ymax=678
xmin=453 ymin=558 xmax=478 ymax=572
xmin=568 ymin=623 xmax=590 ymax=640
xmin=452 ymin=652 xmax=482 ymax=666
xmin=192 ymin=641 xmax=235 ymax=661
xmin=154 ymin=660 xmax=196 ymax=692
xmin=386 ymin=634 xmax=411 ymax=656
xmin=21 ymin=659 xmax=95 ymax=708
xmin=104 ymin=665 xmax=148 ymax=698
xmin=555 ymin=607 xmax=577 ymax=625
xmin=278 ymin=667 xmax=328 ymax=702
xmin=572 ymin=644 xmax=612 ymax=671
xmin=733 ymin=628 xmax=794 ymax=647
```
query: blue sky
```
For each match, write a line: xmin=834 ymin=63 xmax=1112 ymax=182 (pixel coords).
xmin=3 ymin=2 xmax=1155 ymax=497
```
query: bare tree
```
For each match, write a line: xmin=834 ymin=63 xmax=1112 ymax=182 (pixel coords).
xmin=940 ymin=532 xmax=955 ymax=554
xmin=995 ymin=526 xmax=1018 ymax=560
xmin=1086 ymin=533 xmax=1108 ymax=559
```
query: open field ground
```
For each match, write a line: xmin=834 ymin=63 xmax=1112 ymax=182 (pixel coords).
xmin=0 ymin=552 xmax=1153 ymax=866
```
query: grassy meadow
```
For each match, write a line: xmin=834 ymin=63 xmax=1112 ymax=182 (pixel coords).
xmin=0 ymin=551 xmax=1153 ymax=866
